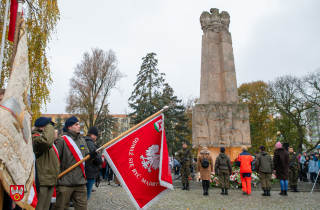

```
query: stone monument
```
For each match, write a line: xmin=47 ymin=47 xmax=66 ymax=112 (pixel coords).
xmin=193 ymin=8 xmax=251 ymax=162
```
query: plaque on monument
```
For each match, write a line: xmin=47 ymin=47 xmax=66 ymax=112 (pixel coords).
xmin=193 ymin=8 xmax=251 ymax=160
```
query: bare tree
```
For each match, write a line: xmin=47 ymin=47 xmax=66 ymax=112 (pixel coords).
xmin=268 ymin=75 xmax=314 ymax=151
xmin=66 ymin=48 xmax=124 ymax=129
xmin=297 ymin=68 xmax=320 ymax=150
xmin=299 ymin=69 xmax=320 ymax=106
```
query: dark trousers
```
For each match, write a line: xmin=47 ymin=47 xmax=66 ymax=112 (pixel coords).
xmin=101 ymin=168 xmax=107 ymax=179
xmin=310 ymin=172 xmax=317 ymax=182
xmin=174 ymin=166 xmax=180 ymax=175
xmin=108 ymin=167 xmax=114 ymax=181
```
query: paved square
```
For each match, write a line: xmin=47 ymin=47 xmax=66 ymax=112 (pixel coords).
xmin=85 ymin=180 xmax=320 ymax=210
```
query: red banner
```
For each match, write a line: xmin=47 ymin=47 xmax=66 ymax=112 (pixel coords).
xmin=105 ymin=114 xmax=173 ymax=209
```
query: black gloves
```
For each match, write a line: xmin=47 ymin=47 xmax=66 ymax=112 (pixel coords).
xmin=89 ymin=150 xmax=98 ymax=158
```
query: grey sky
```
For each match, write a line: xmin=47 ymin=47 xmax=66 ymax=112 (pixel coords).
xmin=43 ymin=0 xmax=320 ymax=115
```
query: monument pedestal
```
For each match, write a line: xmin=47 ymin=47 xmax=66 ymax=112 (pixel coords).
xmin=197 ymin=147 xmax=242 ymax=164
xmin=193 ymin=8 xmax=251 ymax=159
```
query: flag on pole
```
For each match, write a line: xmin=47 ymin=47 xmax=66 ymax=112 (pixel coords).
xmin=0 ymin=21 xmax=37 ymax=209
xmin=104 ymin=114 xmax=173 ymax=210
xmin=8 ymin=0 xmax=20 ymax=42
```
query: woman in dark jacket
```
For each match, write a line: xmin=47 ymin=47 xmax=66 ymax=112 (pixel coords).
xmin=273 ymin=142 xmax=290 ymax=196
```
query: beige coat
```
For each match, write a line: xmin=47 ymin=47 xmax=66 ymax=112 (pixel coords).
xmin=197 ymin=150 xmax=214 ymax=180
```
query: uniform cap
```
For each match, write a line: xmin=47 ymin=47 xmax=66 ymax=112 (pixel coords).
xmin=34 ymin=117 xmax=51 ymax=127
xmin=65 ymin=116 xmax=79 ymax=128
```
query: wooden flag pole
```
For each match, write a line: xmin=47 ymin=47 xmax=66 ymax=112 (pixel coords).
xmin=58 ymin=106 xmax=170 ymax=179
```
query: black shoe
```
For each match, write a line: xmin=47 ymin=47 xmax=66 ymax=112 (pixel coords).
xmin=284 ymin=190 xmax=288 ymax=196
xmin=108 ymin=182 xmax=110 ymax=185
xmin=182 ymin=183 xmax=186 ymax=190
xmin=267 ymin=189 xmax=271 ymax=196
xmin=262 ymin=189 xmax=267 ymax=196
xmin=186 ymin=183 xmax=189 ymax=190
xmin=279 ymin=190 xmax=284 ymax=195
xmin=293 ymin=185 xmax=299 ymax=192
xmin=225 ymin=188 xmax=228 ymax=195
xmin=221 ymin=188 xmax=225 ymax=195
xmin=243 ymin=191 xmax=247 ymax=195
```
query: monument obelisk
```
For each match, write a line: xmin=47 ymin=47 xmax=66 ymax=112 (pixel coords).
xmin=193 ymin=8 xmax=251 ymax=162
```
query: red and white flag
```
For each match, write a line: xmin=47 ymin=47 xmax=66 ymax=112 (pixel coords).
xmin=104 ymin=114 xmax=173 ymax=210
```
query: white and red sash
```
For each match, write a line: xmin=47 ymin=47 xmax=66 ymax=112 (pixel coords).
xmin=51 ymin=144 xmax=59 ymax=203
xmin=27 ymin=154 xmax=37 ymax=208
xmin=61 ymin=135 xmax=86 ymax=179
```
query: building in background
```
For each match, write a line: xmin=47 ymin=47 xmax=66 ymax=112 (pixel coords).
xmin=306 ymin=107 xmax=320 ymax=148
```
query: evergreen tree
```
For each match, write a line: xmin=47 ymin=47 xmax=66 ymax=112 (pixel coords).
xmin=129 ymin=53 xmax=165 ymax=124
xmin=159 ymin=83 xmax=191 ymax=156
xmin=54 ymin=115 xmax=63 ymax=130
xmin=95 ymin=106 xmax=114 ymax=147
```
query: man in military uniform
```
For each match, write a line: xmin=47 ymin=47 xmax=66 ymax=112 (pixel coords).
xmin=256 ymin=146 xmax=273 ymax=196
xmin=32 ymin=117 xmax=60 ymax=210
xmin=52 ymin=116 xmax=98 ymax=210
xmin=215 ymin=147 xmax=232 ymax=195
xmin=289 ymin=146 xmax=300 ymax=192
xmin=175 ymin=142 xmax=193 ymax=190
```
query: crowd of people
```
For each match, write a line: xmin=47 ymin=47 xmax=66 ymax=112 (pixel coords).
xmin=174 ymin=142 xmax=320 ymax=197
xmin=3 ymin=115 xmax=320 ymax=209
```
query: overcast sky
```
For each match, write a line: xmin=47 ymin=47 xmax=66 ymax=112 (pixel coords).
xmin=43 ymin=0 xmax=320 ymax=115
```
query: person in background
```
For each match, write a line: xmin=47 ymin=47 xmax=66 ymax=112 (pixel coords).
xmin=288 ymin=147 xmax=300 ymax=192
xmin=32 ymin=117 xmax=60 ymax=210
xmin=101 ymin=155 xmax=107 ymax=180
xmin=256 ymin=146 xmax=273 ymax=196
xmin=308 ymin=155 xmax=319 ymax=183
xmin=197 ymin=147 xmax=214 ymax=196
xmin=107 ymin=160 xmax=114 ymax=185
xmin=175 ymin=142 xmax=193 ymax=190
xmin=237 ymin=146 xmax=253 ymax=195
xmin=273 ymin=142 xmax=290 ymax=196
xmin=298 ymin=153 xmax=302 ymax=181
xmin=251 ymin=156 xmax=256 ymax=172
xmin=84 ymin=127 xmax=103 ymax=200
xmin=215 ymin=147 xmax=232 ymax=196
xmin=300 ymin=152 xmax=307 ymax=181
xmin=173 ymin=158 xmax=180 ymax=175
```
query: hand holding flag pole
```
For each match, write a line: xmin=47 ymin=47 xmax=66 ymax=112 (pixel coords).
xmin=58 ymin=106 xmax=170 ymax=179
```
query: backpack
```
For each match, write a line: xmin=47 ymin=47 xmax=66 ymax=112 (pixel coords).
xmin=201 ymin=154 xmax=210 ymax=168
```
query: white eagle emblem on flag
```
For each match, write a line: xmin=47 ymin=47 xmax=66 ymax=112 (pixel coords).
xmin=140 ymin=145 xmax=160 ymax=172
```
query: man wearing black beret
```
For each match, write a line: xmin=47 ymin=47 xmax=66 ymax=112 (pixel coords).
xmin=52 ymin=116 xmax=97 ymax=210
xmin=32 ymin=117 xmax=60 ymax=210
xmin=256 ymin=146 xmax=273 ymax=196
xmin=83 ymin=127 xmax=103 ymax=200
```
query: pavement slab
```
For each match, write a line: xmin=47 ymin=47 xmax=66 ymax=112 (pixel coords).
xmin=74 ymin=180 xmax=320 ymax=210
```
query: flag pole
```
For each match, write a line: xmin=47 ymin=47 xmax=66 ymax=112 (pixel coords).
xmin=58 ymin=106 xmax=170 ymax=179
xmin=10 ymin=0 xmax=25 ymax=71
xmin=0 ymin=0 xmax=10 ymax=78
